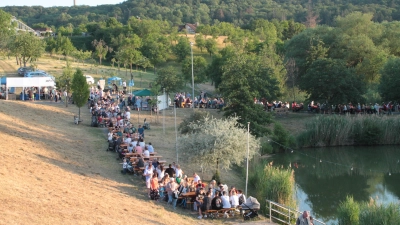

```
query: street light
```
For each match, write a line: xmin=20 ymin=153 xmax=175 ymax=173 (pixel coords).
xmin=190 ymin=42 xmax=194 ymax=109
xmin=245 ymin=122 xmax=250 ymax=197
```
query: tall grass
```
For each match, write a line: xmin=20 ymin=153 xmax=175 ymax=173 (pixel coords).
xmin=298 ymin=115 xmax=400 ymax=147
xmin=337 ymin=196 xmax=360 ymax=225
xmin=249 ymin=163 xmax=296 ymax=214
xmin=338 ymin=196 xmax=400 ymax=225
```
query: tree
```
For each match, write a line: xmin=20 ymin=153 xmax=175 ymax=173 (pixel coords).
xmin=378 ymin=57 xmax=400 ymax=103
xmin=154 ymin=66 xmax=183 ymax=96
xmin=172 ymin=36 xmax=190 ymax=62
xmin=219 ymin=53 xmax=280 ymax=137
xmin=205 ymin=38 xmax=218 ymax=56
xmin=92 ymin=39 xmax=111 ymax=65
xmin=71 ymin=68 xmax=90 ymax=121
xmin=56 ymin=62 xmax=74 ymax=107
xmin=56 ymin=36 xmax=76 ymax=58
xmin=10 ymin=32 xmax=45 ymax=67
xmin=0 ymin=9 xmax=13 ymax=52
xmin=177 ymin=115 xmax=259 ymax=171
xmin=299 ymin=58 xmax=366 ymax=105
xmin=195 ymin=34 xmax=206 ymax=52
xmin=141 ymin=34 xmax=170 ymax=74
xmin=181 ymin=56 xmax=207 ymax=83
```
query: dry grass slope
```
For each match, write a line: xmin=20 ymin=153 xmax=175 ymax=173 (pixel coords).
xmin=0 ymin=101 xmax=216 ymax=225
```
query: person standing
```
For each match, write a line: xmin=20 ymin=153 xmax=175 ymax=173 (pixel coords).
xmin=144 ymin=163 xmax=154 ymax=198
xmin=166 ymin=178 xmax=178 ymax=209
xmin=296 ymin=211 xmax=311 ymax=225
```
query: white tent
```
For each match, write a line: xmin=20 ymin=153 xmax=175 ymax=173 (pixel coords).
xmin=6 ymin=77 xmax=55 ymax=100
xmin=157 ymin=93 xmax=170 ymax=111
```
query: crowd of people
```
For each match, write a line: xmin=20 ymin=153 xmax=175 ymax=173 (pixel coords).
xmin=90 ymin=87 xmax=319 ymax=221
xmin=173 ymin=91 xmax=225 ymax=109
xmin=304 ymin=101 xmax=399 ymax=114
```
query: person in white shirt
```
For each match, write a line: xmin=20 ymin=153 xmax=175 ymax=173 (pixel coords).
xmin=221 ymin=191 xmax=231 ymax=209
xmin=229 ymin=189 xmax=239 ymax=208
xmin=124 ymin=136 xmax=132 ymax=144
xmin=147 ymin=143 xmax=154 ymax=153
xmin=144 ymin=164 xmax=154 ymax=198
xmin=107 ymin=131 xmax=113 ymax=142
xmin=139 ymin=141 xmax=145 ymax=148
xmin=127 ymin=143 xmax=134 ymax=153
xmin=124 ymin=109 xmax=131 ymax=120
xmin=175 ymin=164 xmax=183 ymax=178
xmin=143 ymin=148 xmax=150 ymax=159
xmin=193 ymin=173 xmax=201 ymax=184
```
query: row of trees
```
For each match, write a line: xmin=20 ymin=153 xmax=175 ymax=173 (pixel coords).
xmin=2 ymin=0 xmax=400 ymax=28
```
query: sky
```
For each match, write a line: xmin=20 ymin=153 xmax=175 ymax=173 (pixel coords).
xmin=0 ymin=0 xmax=125 ymax=7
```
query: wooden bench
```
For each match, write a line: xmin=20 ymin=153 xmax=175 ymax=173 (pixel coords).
xmin=274 ymin=107 xmax=289 ymax=116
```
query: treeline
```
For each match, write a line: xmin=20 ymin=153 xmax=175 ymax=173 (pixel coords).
xmin=2 ymin=0 xmax=400 ymax=29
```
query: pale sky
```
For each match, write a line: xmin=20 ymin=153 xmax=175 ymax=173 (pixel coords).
xmin=0 ymin=0 xmax=125 ymax=7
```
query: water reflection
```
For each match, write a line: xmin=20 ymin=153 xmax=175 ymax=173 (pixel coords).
xmin=269 ymin=146 xmax=400 ymax=225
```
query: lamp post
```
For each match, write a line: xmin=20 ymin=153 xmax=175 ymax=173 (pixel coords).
xmin=190 ymin=42 xmax=194 ymax=109
xmin=245 ymin=122 xmax=250 ymax=197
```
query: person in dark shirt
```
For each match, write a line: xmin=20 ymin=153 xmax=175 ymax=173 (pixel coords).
xmin=135 ymin=156 xmax=145 ymax=176
xmin=211 ymin=191 xmax=223 ymax=210
xmin=198 ymin=191 xmax=212 ymax=219
xmin=165 ymin=164 xmax=175 ymax=177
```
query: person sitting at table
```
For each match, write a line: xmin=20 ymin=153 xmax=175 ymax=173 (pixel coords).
xmin=147 ymin=143 xmax=154 ymax=153
xmin=221 ymin=191 xmax=231 ymax=209
xmin=229 ymin=188 xmax=239 ymax=209
xmin=144 ymin=163 xmax=154 ymax=198
xmin=135 ymin=142 xmax=142 ymax=154
xmin=135 ymin=156 xmax=145 ymax=175
xmin=139 ymin=139 xmax=145 ymax=148
xmin=124 ymin=134 xmax=131 ymax=144
xmin=151 ymin=158 xmax=158 ymax=168
xmin=193 ymin=173 xmax=201 ymax=184
xmin=198 ymin=191 xmax=212 ymax=219
xmin=165 ymin=164 xmax=175 ymax=178
xmin=188 ymin=180 xmax=196 ymax=192
xmin=121 ymin=158 xmax=129 ymax=175
xmin=131 ymin=138 xmax=138 ymax=148
xmin=194 ymin=187 xmax=205 ymax=211
xmin=196 ymin=180 xmax=206 ymax=189
xmin=143 ymin=147 xmax=150 ymax=160
xmin=127 ymin=143 xmax=134 ymax=153
xmin=211 ymin=191 xmax=223 ymax=210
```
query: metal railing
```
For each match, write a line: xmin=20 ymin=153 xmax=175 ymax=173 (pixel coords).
xmin=266 ymin=199 xmax=326 ymax=225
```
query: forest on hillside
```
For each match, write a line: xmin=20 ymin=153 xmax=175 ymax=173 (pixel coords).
xmin=2 ymin=0 xmax=400 ymax=28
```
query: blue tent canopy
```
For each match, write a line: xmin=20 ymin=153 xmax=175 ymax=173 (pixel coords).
xmin=107 ymin=76 xmax=122 ymax=84
xmin=1 ymin=76 xmax=6 ymax=85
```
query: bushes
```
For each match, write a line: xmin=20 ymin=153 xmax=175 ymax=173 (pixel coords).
xmin=271 ymin=122 xmax=296 ymax=152
xmin=338 ymin=196 xmax=400 ymax=225
xmin=297 ymin=115 xmax=400 ymax=147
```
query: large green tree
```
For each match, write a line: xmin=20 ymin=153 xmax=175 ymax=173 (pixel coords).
xmin=172 ymin=36 xmax=190 ymax=62
xmin=9 ymin=32 xmax=45 ymax=67
xmin=299 ymin=58 xmax=366 ymax=105
xmin=219 ymin=53 xmax=280 ymax=137
xmin=378 ymin=58 xmax=400 ymax=103
xmin=0 ymin=9 xmax=13 ymax=52
xmin=181 ymin=56 xmax=207 ymax=84
xmin=71 ymin=68 xmax=90 ymax=121
xmin=154 ymin=66 xmax=183 ymax=96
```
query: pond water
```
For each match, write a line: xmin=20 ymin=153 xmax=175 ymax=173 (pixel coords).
xmin=269 ymin=146 xmax=400 ymax=225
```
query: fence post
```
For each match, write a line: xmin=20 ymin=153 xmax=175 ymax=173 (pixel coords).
xmin=289 ymin=208 xmax=291 ymax=225
xmin=269 ymin=200 xmax=272 ymax=223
